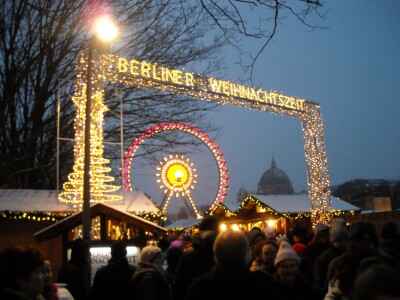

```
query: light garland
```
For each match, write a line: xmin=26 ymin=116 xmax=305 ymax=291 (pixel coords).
xmin=208 ymin=195 xmax=346 ymax=221
xmin=63 ymin=52 xmax=332 ymax=225
xmin=140 ymin=212 xmax=167 ymax=222
xmin=0 ymin=211 xmax=67 ymax=222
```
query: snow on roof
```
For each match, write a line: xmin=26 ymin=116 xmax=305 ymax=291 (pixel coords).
xmin=0 ymin=189 xmax=160 ymax=214
xmin=220 ymin=201 xmax=240 ymax=212
xmin=251 ymin=194 xmax=360 ymax=213
xmin=110 ymin=189 xmax=160 ymax=214
xmin=0 ymin=189 xmax=74 ymax=212
xmin=164 ymin=218 xmax=202 ymax=229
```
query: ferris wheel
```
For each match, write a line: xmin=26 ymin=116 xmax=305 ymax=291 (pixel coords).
xmin=122 ymin=122 xmax=229 ymax=219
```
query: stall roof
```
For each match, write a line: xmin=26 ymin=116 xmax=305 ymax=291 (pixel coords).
xmin=0 ymin=189 xmax=159 ymax=214
xmin=250 ymin=194 xmax=360 ymax=214
xmin=164 ymin=218 xmax=202 ymax=229
xmin=34 ymin=202 xmax=166 ymax=242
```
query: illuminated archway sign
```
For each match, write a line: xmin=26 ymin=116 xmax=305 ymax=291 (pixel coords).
xmin=61 ymin=54 xmax=331 ymax=226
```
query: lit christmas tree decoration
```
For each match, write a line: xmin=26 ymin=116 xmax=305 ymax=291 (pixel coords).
xmin=59 ymin=54 xmax=122 ymax=206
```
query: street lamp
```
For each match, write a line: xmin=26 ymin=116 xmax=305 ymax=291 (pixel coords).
xmin=83 ymin=16 xmax=118 ymax=241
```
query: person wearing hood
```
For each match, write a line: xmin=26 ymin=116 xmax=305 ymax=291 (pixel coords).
xmin=313 ymin=218 xmax=349 ymax=293
xmin=131 ymin=245 xmax=170 ymax=300
xmin=303 ymin=223 xmax=330 ymax=282
xmin=274 ymin=241 xmax=322 ymax=300
xmin=172 ymin=216 xmax=219 ymax=300
xmin=89 ymin=241 xmax=136 ymax=300
xmin=380 ymin=221 xmax=400 ymax=263
xmin=324 ymin=222 xmax=382 ymax=300
xmin=57 ymin=239 xmax=91 ymax=300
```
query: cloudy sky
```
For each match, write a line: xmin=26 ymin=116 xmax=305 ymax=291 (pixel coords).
xmin=131 ymin=1 xmax=400 ymax=212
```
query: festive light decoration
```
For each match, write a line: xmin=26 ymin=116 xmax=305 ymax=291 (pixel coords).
xmin=122 ymin=122 xmax=229 ymax=215
xmin=65 ymin=52 xmax=332 ymax=225
xmin=156 ymin=154 xmax=200 ymax=216
xmin=140 ymin=212 xmax=167 ymax=222
xmin=0 ymin=211 xmax=67 ymax=222
xmin=59 ymin=54 xmax=122 ymax=205
xmin=208 ymin=195 xmax=353 ymax=221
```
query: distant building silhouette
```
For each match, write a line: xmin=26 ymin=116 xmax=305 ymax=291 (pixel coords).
xmin=257 ymin=155 xmax=294 ymax=195
xmin=332 ymin=179 xmax=400 ymax=211
xmin=237 ymin=186 xmax=248 ymax=203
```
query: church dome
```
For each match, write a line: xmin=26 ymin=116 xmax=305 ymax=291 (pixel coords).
xmin=257 ymin=156 xmax=294 ymax=195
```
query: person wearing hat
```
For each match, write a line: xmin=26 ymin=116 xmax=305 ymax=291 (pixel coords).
xmin=303 ymin=223 xmax=330 ymax=283
xmin=324 ymin=242 xmax=379 ymax=300
xmin=325 ymin=221 xmax=379 ymax=287
xmin=313 ymin=218 xmax=349 ymax=293
xmin=274 ymin=241 xmax=322 ymax=300
xmin=173 ymin=216 xmax=219 ymax=300
xmin=131 ymin=245 xmax=170 ymax=300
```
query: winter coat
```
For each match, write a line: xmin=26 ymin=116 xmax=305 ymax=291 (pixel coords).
xmin=89 ymin=257 xmax=136 ymax=300
xmin=0 ymin=287 xmax=31 ymax=300
xmin=314 ymin=246 xmax=346 ymax=292
xmin=274 ymin=273 xmax=323 ymax=300
xmin=57 ymin=261 xmax=89 ymax=300
xmin=304 ymin=240 xmax=330 ymax=282
xmin=131 ymin=261 xmax=170 ymax=300
xmin=185 ymin=262 xmax=287 ymax=300
xmin=172 ymin=230 xmax=218 ymax=300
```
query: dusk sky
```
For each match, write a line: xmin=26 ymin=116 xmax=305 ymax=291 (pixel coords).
xmin=131 ymin=1 xmax=399 ymax=212
xmin=202 ymin=1 xmax=399 ymax=205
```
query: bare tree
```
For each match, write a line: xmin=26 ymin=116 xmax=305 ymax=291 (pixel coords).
xmin=0 ymin=0 xmax=326 ymax=189
xmin=198 ymin=0 xmax=326 ymax=83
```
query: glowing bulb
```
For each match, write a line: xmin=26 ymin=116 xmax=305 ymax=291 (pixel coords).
xmin=267 ymin=219 xmax=276 ymax=228
xmin=94 ymin=16 xmax=118 ymax=42
xmin=175 ymin=169 xmax=183 ymax=181
xmin=220 ymin=223 xmax=227 ymax=231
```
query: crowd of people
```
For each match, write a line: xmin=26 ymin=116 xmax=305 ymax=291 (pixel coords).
xmin=1 ymin=217 xmax=400 ymax=300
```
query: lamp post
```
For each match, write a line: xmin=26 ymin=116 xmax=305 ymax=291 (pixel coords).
xmin=82 ymin=16 xmax=118 ymax=241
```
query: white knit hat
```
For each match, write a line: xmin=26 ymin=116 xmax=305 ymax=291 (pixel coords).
xmin=140 ymin=245 xmax=162 ymax=263
xmin=274 ymin=241 xmax=300 ymax=267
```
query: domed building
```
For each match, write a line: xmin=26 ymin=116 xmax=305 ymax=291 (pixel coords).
xmin=257 ymin=156 xmax=294 ymax=195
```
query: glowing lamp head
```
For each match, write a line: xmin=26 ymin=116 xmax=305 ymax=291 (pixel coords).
xmin=94 ymin=16 xmax=118 ymax=42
